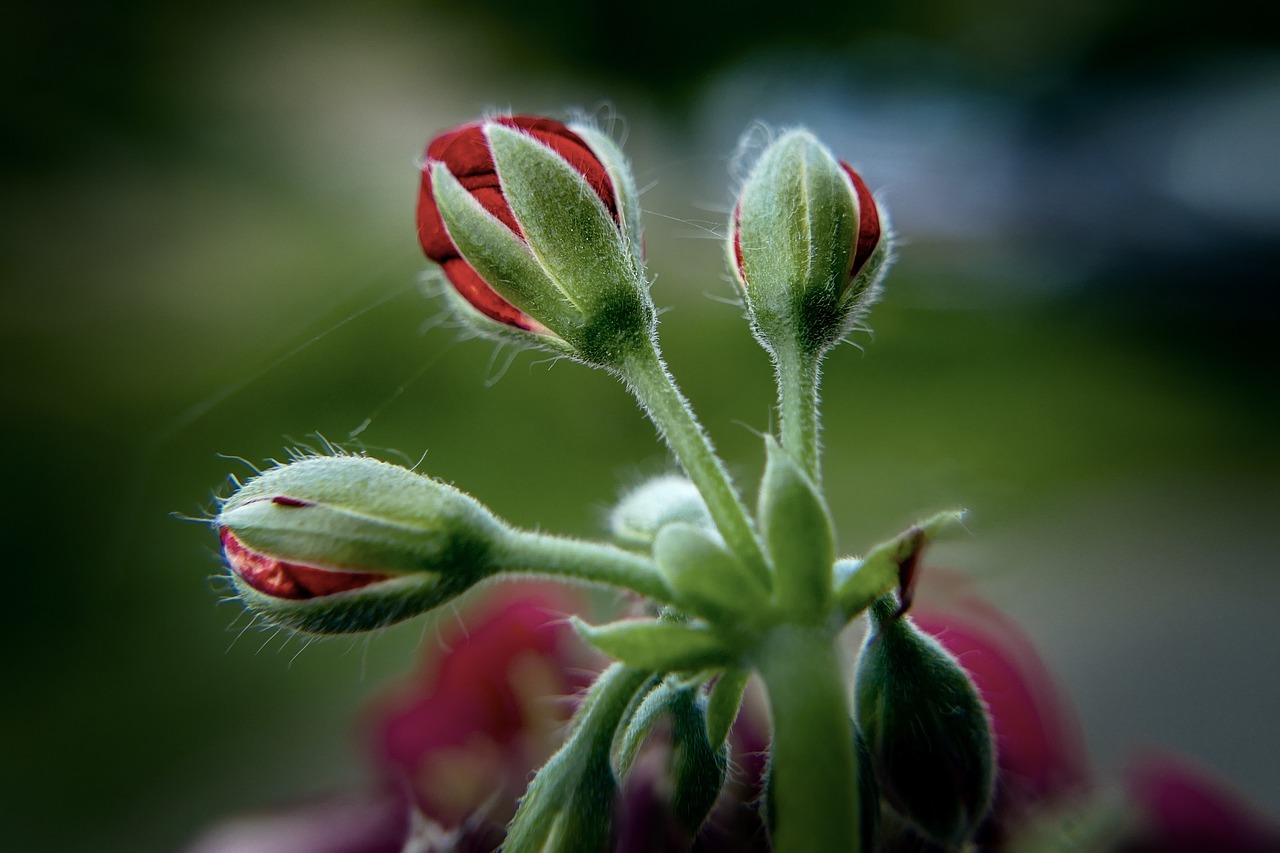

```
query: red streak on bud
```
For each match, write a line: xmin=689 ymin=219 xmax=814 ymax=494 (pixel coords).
xmin=271 ymin=495 xmax=313 ymax=508
xmin=841 ymin=163 xmax=881 ymax=280
xmin=731 ymin=203 xmax=745 ymax=286
xmin=417 ymin=115 xmax=620 ymax=333
xmin=220 ymin=527 xmax=391 ymax=600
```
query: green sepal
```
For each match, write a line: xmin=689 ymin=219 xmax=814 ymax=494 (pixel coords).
xmin=705 ymin=668 xmax=749 ymax=751
xmin=503 ymin=664 xmax=651 ymax=853
xmin=429 ymin=162 xmax=582 ymax=341
xmin=567 ymin=123 xmax=646 ymax=272
xmin=218 ymin=455 xmax=506 ymax=635
xmin=228 ymin=572 xmax=482 ymax=636
xmin=758 ymin=436 xmax=834 ymax=622
xmin=855 ymin=602 xmax=995 ymax=848
xmin=654 ymin=522 xmax=770 ymax=623
xmin=834 ymin=509 xmax=966 ymax=622
xmin=219 ymin=455 xmax=505 ymax=575
xmin=436 ymin=282 xmax=575 ymax=356
xmin=486 ymin=124 xmax=654 ymax=366
xmin=573 ymin=617 xmax=738 ymax=672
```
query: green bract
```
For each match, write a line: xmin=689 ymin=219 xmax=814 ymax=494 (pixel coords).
xmin=758 ymin=436 xmax=835 ymax=622
xmin=654 ymin=522 xmax=769 ymax=623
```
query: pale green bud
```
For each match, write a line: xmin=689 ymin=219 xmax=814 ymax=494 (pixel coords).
xmin=216 ymin=455 xmax=504 ymax=634
xmin=729 ymin=129 xmax=891 ymax=355
xmin=608 ymin=474 xmax=714 ymax=551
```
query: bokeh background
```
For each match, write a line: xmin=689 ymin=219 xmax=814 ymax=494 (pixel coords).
xmin=2 ymin=1 xmax=1277 ymax=850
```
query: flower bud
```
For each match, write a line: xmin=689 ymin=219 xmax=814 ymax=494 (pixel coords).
xmin=608 ymin=474 xmax=714 ymax=551
xmin=615 ymin=683 xmax=728 ymax=846
xmin=417 ymin=114 xmax=654 ymax=367
xmin=729 ymin=129 xmax=890 ymax=355
xmin=217 ymin=455 xmax=505 ymax=634
xmin=854 ymin=596 xmax=996 ymax=848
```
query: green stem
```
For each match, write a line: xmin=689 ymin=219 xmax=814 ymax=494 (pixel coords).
xmin=755 ymin=624 xmax=859 ymax=853
xmin=496 ymin=529 xmax=677 ymax=605
xmin=620 ymin=344 xmax=771 ymax=587
xmin=504 ymin=663 xmax=653 ymax=852
xmin=775 ymin=341 xmax=823 ymax=484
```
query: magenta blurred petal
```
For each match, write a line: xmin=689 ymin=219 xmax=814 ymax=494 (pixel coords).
xmin=1122 ymin=751 xmax=1280 ymax=852
xmin=911 ymin=572 xmax=1090 ymax=840
xmin=367 ymin=583 xmax=589 ymax=828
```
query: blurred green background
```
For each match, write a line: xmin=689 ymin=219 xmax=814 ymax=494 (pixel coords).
xmin=2 ymin=1 xmax=1277 ymax=850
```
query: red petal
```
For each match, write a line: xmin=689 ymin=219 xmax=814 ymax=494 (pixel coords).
xmin=441 ymin=259 xmax=547 ymax=333
xmin=730 ymin=202 xmax=745 ymax=286
xmin=841 ymin=162 xmax=881 ymax=280
xmin=221 ymin=527 xmax=391 ymax=600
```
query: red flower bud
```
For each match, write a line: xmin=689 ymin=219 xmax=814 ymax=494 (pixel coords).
xmin=730 ymin=161 xmax=882 ymax=292
xmin=416 ymin=115 xmax=621 ymax=334
xmin=732 ymin=157 xmax=880 ymax=300
xmin=728 ymin=129 xmax=891 ymax=357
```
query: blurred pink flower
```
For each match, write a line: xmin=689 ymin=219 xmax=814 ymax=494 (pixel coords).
xmin=366 ymin=583 xmax=592 ymax=830
xmin=1119 ymin=751 xmax=1280 ymax=853
xmin=186 ymin=582 xmax=589 ymax=853
xmin=909 ymin=572 xmax=1278 ymax=851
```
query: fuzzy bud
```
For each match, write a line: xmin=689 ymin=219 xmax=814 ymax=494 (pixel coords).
xmin=417 ymin=114 xmax=653 ymax=367
xmin=608 ymin=474 xmax=714 ymax=551
xmin=729 ymin=129 xmax=890 ymax=355
xmin=854 ymin=596 xmax=996 ymax=847
xmin=217 ymin=455 xmax=505 ymax=634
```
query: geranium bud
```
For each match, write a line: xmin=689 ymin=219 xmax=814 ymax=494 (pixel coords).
xmin=729 ymin=129 xmax=891 ymax=355
xmin=615 ymin=683 xmax=728 ymax=846
xmin=854 ymin=596 xmax=996 ymax=848
xmin=417 ymin=114 xmax=654 ymax=368
xmin=608 ymin=474 xmax=714 ymax=551
xmin=217 ymin=455 xmax=505 ymax=634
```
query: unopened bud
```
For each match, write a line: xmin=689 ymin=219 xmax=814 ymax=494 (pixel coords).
xmin=608 ymin=474 xmax=714 ymax=551
xmin=729 ymin=129 xmax=890 ymax=355
xmin=417 ymin=114 xmax=654 ymax=367
xmin=855 ymin=596 xmax=996 ymax=847
xmin=217 ymin=455 xmax=504 ymax=634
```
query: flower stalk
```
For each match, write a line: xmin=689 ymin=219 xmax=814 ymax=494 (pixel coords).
xmin=619 ymin=343 xmax=771 ymax=587
xmin=754 ymin=624 xmax=860 ymax=853
xmin=204 ymin=113 xmax=987 ymax=853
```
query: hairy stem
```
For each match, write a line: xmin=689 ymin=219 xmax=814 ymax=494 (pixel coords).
xmin=620 ymin=344 xmax=771 ymax=587
xmin=755 ymin=623 xmax=860 ymax=853
xmin=495 ymin=529 xmax=676 ymax=604
xmin=774 ymin=341 xmax=823 ymax=484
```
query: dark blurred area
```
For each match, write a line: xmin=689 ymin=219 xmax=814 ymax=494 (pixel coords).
xmin=2 ymin=1 xmax=1276 ymax=851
